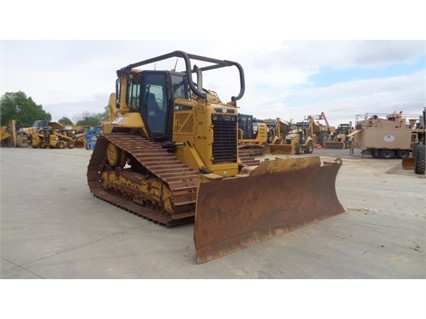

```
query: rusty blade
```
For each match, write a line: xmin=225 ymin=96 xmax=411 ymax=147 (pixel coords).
xmin=194 ymin=156 xmax=344 ymax=264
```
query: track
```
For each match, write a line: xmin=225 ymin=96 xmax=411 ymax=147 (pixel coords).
xmin=87 ymin=133 xmax=200 ymax=226
xmin=238 ymin=149 xmax=261 ymax=166
xmin=87 ymin=133 xmax=261 ymax=226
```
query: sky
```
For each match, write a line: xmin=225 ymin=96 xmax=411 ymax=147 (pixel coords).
xmin=1 ymin=2 xmax=425 ymax=128
xmin=1 ymin=40 xmax=424 ymax=127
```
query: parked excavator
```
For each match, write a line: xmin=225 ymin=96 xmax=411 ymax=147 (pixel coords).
xmin=87 ymin=51 xmax=344 ymax=263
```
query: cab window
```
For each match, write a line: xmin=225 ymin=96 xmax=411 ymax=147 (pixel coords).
xmin=127 ymin=82 xmax=140 ymax=111
xmin=143 ymin=73 xmax=167 ymax=134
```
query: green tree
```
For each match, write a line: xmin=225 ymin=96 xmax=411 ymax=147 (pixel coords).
xmin=74 ymin=111 xmax=104 ymax=127
xmin=58 ymin=117 xmax=74 ymax=125
xmin=0 ymin=91 xmax=51 ymax=127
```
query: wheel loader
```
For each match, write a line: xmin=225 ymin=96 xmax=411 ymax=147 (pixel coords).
xmin=87 ymin=51 xmax=344 ymax=263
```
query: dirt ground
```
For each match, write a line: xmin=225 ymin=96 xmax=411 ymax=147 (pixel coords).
xmin=1 ymin=146 xmax=424 ymax=278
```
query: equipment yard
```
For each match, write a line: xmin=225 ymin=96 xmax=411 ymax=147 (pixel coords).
xmin=1 ymin=146 xmax=424 ymax=279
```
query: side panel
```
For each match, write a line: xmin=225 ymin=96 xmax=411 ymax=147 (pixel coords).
xmin=363 ymin=128 xmax=412 ymax=149
xmin=173 ymin=100 xmax=239 ymax=176
xmin=103 ymin=112 xmax=147 ymax=134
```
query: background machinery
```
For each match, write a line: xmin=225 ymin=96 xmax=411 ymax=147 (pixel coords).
xmin=324 ymin=122 xmax=353 ymax=149
xmin=264 ymin=118 xmax=290 ymax=154
xmin=313 ymin=112 xmax=335 ymax=147
xmin=402 ymin=107 xmax=425 ymax=174
xmin=264 ymin=118 xmax=290 ymax=145
xmin=84 ymin=127 xmax=102 ymax=150
xmin=237 ymin=113 xmax=268 ymax=157
xmin=348 ymin=111 xmax=420 ymax=159
xmin=87 ymin=51 xmax=344 ymax=263
xmin=0 ymin=120 xmax=28 ymax=147
xmin=267 ymin=112 xmax=335 ymax=155
xmin=268 ymin=117 xmax=316 ymax=155
xmin=28 ymin=121 xmax=80 ymax=149
xmin=1 ymin=119 xmax=86 ymax=149
xmin=31 ymin=128 xmax=76 ymax=149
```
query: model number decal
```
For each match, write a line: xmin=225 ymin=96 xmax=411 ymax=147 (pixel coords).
xmin=112 ymin=117 xmax=124 ymax=125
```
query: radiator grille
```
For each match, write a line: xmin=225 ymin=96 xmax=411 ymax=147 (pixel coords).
xmin=212 ymin=114 xmax=237 ymax=164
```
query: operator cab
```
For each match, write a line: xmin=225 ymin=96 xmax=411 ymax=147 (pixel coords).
xmin=238 ymin=114 xmax=260 ymax=140
xmin=126 ymin=70 xmax=189 ymax=141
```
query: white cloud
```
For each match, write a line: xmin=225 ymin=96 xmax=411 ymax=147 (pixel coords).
xmin=239 ymin=69 xmax=424 ymax=126
xmin=242 ymin=41 xmax=424 ymax=71
xmin=1 ymin=40 xmax=424 ymax=127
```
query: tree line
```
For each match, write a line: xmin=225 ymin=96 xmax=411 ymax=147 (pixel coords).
xmin=0 ymin=91 xmax=107 ymax=127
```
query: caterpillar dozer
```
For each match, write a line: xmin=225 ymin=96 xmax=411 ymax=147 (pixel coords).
xmin=87 ymin=51 xmax=344 ymax=263
xmin=237 ymin=113 xmax=268 ymax=158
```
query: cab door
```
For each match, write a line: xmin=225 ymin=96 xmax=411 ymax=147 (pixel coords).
xmin=140 ymin=71 xmax=169 ymax=139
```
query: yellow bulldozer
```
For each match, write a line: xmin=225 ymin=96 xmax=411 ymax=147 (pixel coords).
xmin=87 ymin=51 xmax=344 ymax=263
xmin=237 ymin=113 xmax=268 ymax=158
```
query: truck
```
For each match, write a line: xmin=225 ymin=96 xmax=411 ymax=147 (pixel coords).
xmin=349 ymin=111 xmax=420 ymax=159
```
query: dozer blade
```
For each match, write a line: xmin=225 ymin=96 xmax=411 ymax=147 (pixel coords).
xmin=401 ymin=157 xmax=415 ymax=170
xmin=194 ymin=156 xmax=344 ymax=263
xmin=268 ymin=144 xmax=293 ymax=154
